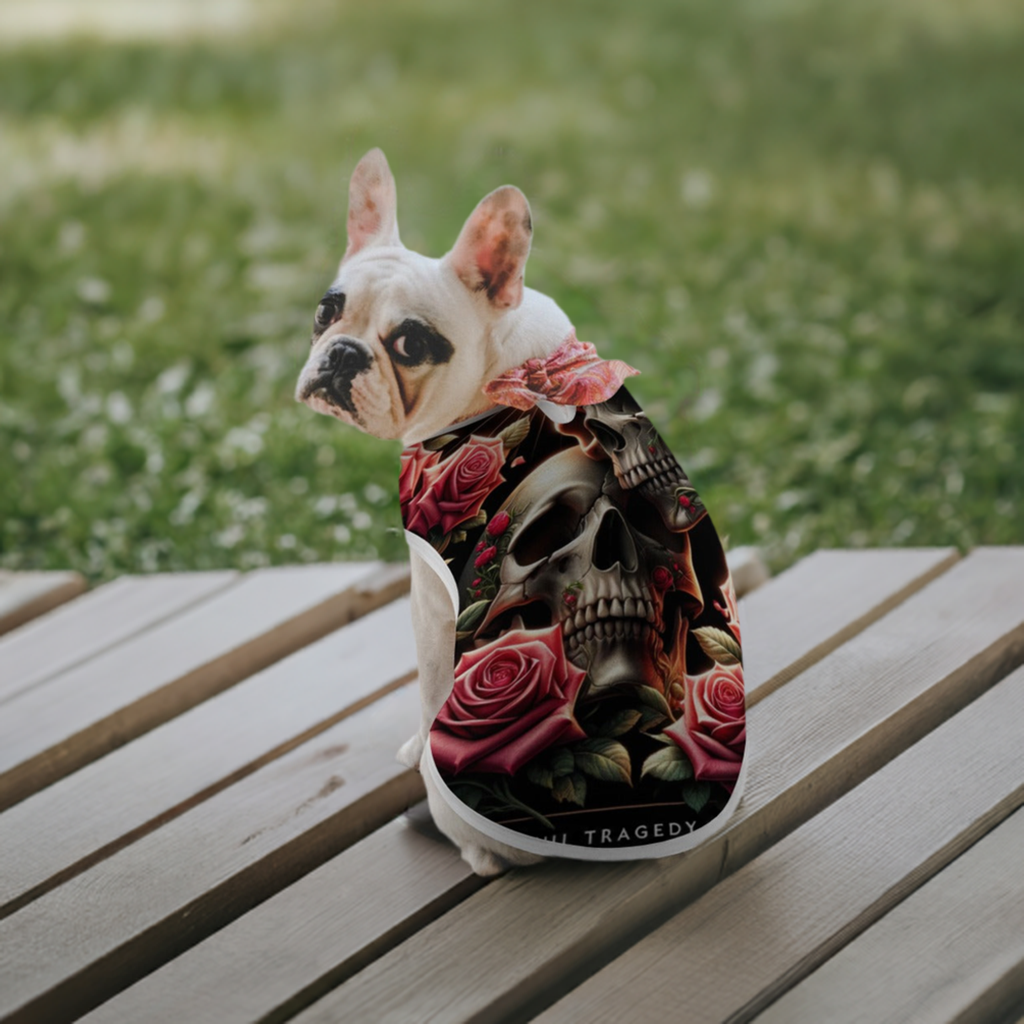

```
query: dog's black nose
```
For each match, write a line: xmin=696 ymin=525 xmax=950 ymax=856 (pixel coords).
xmin=316 ymin=338 xmax=373 ymax=414
xmin=324 ymin=338 xmax=373 ymax=376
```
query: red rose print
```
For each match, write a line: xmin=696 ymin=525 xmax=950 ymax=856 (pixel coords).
xmin=665 ymin=664 xmax=746 ymax=789
xmin=652 ymin=565 xmax=674 ymax=590
xmin=474 ymin=545 xmax=497 ymax=567
xmin=431 ymin=625 xmax=587 ymax=775
xmin=404 ymin=434 xmax=506 ymax=538
xmin=486 ymin=511 xmax=511 ymax=537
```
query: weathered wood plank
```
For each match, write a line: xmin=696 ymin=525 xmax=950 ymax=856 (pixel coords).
xmin=0 ymin=569 xmax=86 ymax=637
xmin=0 ymin=561 xmax=409 ymax=812
xmin=0 ymin=571 xmax=236 ymax=705
xmin=56 ymin=546 xmax=918 ymax=1024
xmin=81 ymin=808 xmax=481 ymax=1024
xmin=537 ymin=665 xmax=1024 ymax=1024
xmin=755 ymin=802 xmax=1024 ymax=1024
xmin=0 ymin=684 xmax=424 ymax=1024
xmin=0 ymin=597 xmax=418 ymax=917
xmin=9 ymin=548 xmax=880 ymax=1024
xmin=305 ymin=548 xmax=1024 ymax=1024
xmin=742 ymin=546 xmax=958 ymax=703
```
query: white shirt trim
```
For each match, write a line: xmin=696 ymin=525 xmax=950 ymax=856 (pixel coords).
xmin=423 ymin=735 xmax=748 ymax=862
xmin=404 ymin=530 xmax=460 ymax=618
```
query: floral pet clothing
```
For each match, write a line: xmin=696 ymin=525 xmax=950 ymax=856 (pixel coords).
xmin=400 ymin=338 xmax=747 ymax=860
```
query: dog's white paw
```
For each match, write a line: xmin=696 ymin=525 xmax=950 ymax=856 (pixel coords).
xmin=460 ymin=841 xmax=546 ymax=877
xmin=396 ymin=733 xmax=425 ymax=768
xmin=461 ymin=843 xmax=513 ymax=877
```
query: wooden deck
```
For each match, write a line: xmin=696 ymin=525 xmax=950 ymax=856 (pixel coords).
xmin=0 ymin=548 xmax=1022 ymax=1024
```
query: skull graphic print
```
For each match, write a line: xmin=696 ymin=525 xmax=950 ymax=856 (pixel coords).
xmin=402 ymin=386 xmax=746 ymax=859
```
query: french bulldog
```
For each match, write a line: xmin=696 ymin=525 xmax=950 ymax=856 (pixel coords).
xmin=295 ymin=149 xmax=749 ymax=876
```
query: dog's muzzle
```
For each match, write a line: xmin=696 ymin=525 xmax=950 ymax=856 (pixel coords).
xmin=299 ymin=337 xmax=373 ymax=413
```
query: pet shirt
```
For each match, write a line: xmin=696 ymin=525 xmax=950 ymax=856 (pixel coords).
xmin=401 ymin=336 xmax=746 ymax=860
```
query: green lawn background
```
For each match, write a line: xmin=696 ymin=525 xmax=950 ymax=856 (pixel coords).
xmin=1 ymin=0 xmax=1022 ymax=581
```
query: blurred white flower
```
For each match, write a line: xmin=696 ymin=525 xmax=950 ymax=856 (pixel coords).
xmin=77 ymin=277 xmax=111 ymax=304
xmin=106 ymin=391 xmax=133 ymax=424
xmin=681 ymin=170 xmax=714 ymax=208
xmin=157 ymin=363 xmax=191 ymax=395
xmin=185 ymin=382 xmax=217 ymax=417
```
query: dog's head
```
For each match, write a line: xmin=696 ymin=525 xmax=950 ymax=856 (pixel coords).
xmin=295 ymin=148 xmax=561 ymax=443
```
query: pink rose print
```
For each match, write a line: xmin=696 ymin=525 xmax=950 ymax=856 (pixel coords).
xmin=665 ymin=664 xmax=746 ymax=790
xmin=431 ymin=625 xmax=587 ymax=776
xmin=404 ymin=434 xmax=506 ymax=538
xmin=483 ymin=332 xmax=639 ymax=411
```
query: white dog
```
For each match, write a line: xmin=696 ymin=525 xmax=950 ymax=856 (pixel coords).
xmin=296 ymin=150 xmax=748 ymax=876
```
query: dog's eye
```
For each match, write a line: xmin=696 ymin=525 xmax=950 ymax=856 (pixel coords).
xmin=392 ymin=333 xmax=424 ymax=362
xmin=386 ymin=319 xmax=453 ymax=368
xmin=313 ymin=291 xmax=345 ymax=334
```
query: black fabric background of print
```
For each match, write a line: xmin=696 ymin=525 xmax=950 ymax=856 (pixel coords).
xmin=412 ymin=386 xmax=745 ymax=850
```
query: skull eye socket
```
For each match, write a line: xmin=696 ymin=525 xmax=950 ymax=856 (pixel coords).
xmin=511 ymin=504 xmax=580 ymax=566
xmin=587 ymin=419 xmax=625 ymax=453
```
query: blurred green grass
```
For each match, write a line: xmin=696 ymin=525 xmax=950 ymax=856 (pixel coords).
xmin=1 ymin=0 xmax=1021 ymax=581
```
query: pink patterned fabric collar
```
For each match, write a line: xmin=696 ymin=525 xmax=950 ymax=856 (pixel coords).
xmin=483 ymin=332 xmax=639 ymax=411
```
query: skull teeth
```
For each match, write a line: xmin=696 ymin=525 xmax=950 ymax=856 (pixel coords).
xmin=620 ymin=456 xmax=685 ymax=492
xmin=563 ymin=598 xmax=660 ymax=642
xmin=567 ymin=621 xmax=654 ymax=647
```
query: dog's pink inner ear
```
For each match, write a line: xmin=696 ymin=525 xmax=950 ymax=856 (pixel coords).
xmin=344 ymin=148 xmax=401 ymax=260
xmin=448 ymin=186 xmax=532 ymax=310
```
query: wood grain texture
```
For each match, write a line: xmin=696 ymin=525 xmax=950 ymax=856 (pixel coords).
xmin=537 ymin=665 xmax=1024 ymax=1024
xmin=0 ymin=561 xmax=407 ymax=811
xmin=81 ymin=811 xmax=481 ymax=1024
xmin=0 ymin=597 xmax=418 ymax=917
xmin=304 ymin=547 xmax=1024 ymax=1024
xmin=0 ymin=571 xmax=236 ymax=705
xmin=0 ymin=683 xmax=424 ymax=1024
xmin=741 ymin=546 xmax=958 ymax=703
xmin=0 ymin=547 xmax=833 ymax=1022
xmin=0 ymin=569 xmax=86 ymax=636
xmin=755 ymin=803 xmax=1024 ymax=1024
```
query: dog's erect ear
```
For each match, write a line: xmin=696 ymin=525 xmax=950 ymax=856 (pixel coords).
xmin=343 ymin=148 xmax=401 ymax=261
xmin=445 ymin=186 xmax=532 ymax=310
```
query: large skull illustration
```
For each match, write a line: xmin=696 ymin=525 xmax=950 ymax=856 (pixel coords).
xmin=474 ymin=447 xmax=702 ymax=695
xmin=566 ymin=391 xmax=706 ymax=533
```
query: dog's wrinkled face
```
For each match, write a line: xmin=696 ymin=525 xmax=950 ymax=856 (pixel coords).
xmin=295 ymin=148 xmax=534 ymax=442
xmin=296 ymin=247 xmax=484 ymax=440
